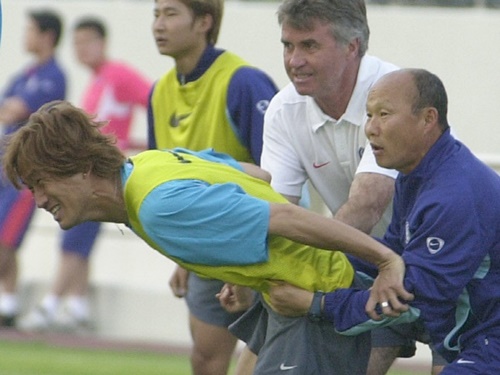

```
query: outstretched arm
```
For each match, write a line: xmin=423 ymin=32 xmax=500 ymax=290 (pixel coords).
xmin=269 ymin=202 xmax=395 ymax=267
xmin=0 ymin=97 xmax=30 ymax=126
xmin=268 ymin=202 xmax=413 ymax=315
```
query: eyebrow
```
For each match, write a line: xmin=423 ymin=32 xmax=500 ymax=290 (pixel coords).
xmin=21 ymin=170 xmax=40 ymax=186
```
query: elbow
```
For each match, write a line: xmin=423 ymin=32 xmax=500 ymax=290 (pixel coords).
xmin=268 ymin=202 xmax=296 ymax=234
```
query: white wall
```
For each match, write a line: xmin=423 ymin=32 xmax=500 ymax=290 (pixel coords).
xmin=2 ymin=1 xmax=499 ymax=155
xmin=1 ymin=0 xmax=499 ymax=353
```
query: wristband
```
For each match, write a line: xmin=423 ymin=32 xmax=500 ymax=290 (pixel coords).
xmin=307 ymin=291 xmax=325 ymax=322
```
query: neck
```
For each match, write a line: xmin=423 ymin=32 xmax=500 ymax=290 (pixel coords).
xmin=90 ymin=57 xmax=107 ymax=72
xmin=35 ymin=48 xmax=55 ymax=65
xmin=174 ymin=42 xmax=207 ymax=76
xmin=90 ymin=174 xmax=129 ymax=225
xmin=315 ymin=58 xmax=360 ymax=119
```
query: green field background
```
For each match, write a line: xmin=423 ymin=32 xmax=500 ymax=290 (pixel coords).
xmin=0 ymin=338 xmax=426 ymax=375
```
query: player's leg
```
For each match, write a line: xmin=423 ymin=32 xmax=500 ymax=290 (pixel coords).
xmin=0 ymin=186 xmax=36 ymax=327
xmin=52 ymin=251 xmax=89 ymax=297
xmin=367 ymin=346 xmax=402 ymax=375
xmin=229 ymin=297 xmax=267 ymax=375
xmin=52 ymin=251 xmax=91 ymax=329
xmin=232 ymin=346 xmax=257 ymax=375
xmin=370 ymin=345 xmax=445 ymax=375
xmin=0 ymin=247 xmax=18 ymax=327
xmin=368 ymin=323 xmax=418 ymax=375
xmin=50 ymin=221 xmax=99 ymax=329
xmin=189 ymin=314 xmax=238 ymax=375
xmin=20 ymin=221 xmax=99 ymax=331
xmin=430 ymin=345 xmax=447 ymax=375
xmin=432 ymin=365 xmax=445 ymax=375
xmin=185 ymin=274 xmax=243 ymax=375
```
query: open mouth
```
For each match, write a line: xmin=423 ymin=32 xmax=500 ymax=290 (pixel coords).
xmin=292 ymin=71 xmax=312 ymax=81
xmin=49 ymin=204 xmax=61 ymax=217
xmin=155 ymin=37 xmax=167 ymax=44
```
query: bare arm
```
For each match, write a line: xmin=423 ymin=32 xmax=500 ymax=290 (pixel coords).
xmin=239 ymin=162 xmax=272 ymax=183
xmin=335 ymin=172 xmax=394 ymax=234
xmin=268 ymin=202 xmax=412 ymax=313
xmin=267 ymin=175 xmax=401 ymax=317
xmin=0 ymin=97 xmax=30 ymax=126
xmin=269 ymin=202 xmax=395 ymax=267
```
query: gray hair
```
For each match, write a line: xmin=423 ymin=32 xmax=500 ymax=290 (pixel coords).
xmin=277 ymin=0 xmax=370 ymax=57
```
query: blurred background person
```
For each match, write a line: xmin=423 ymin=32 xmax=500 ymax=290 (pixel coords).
xmin=148 ymin=0 xmax=278 ymax=374
xmin=18 ymin=16 xmax=152 ymax=332
xmin=0 ymin=9 xmax=66 ymax=328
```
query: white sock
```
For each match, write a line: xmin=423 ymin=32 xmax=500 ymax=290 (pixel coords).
xmin=0 ymin=293 xmax=19 ymax=316
xmin=41 ymin=294 xmax=61 ymax=318
xmin=66 ymin=295 xmax=89 ymax=321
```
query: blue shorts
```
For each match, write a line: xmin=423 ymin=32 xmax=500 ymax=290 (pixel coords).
xmin=442 ymin=333 xmax=500 ymax=374
xmin=229 ymin=296 xmax=267 ymax=354
xmin=0 ymin=183 xmax=36 ymax=250
xmin=185 ymin=273 xmax=244 ymax=327
xmin=60 ymin=221 xmax=101 ymax=258
xmin=372 ymin=323 xmax=448 ymax=366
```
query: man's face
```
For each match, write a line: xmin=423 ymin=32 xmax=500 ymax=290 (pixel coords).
xmin=365 ymin=72 xmax=428 ymax=175
xmin=281 ymin=19 xmax=353 ymax=99
xmin=24 ymin=19 xmax=43 ymax=54
xmin=29 ymin=173 xmax=93 ymax=230
xmin=73 ymin=28 xmax=105 ymax=69
xmin=152 ymin=0 xmax=204 ymax=58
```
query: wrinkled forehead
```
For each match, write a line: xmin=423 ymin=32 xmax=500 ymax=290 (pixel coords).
xmin=281 ymin=14 xmax=328 ymax=32
xmin=368 ymin=72 xmax=415 ymax=103
xmin=375 ymin=70 xmax=415 ymax=92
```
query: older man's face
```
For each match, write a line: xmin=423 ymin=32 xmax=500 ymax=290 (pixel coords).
xmin=365 ymin=71 xmax=428 ymax=175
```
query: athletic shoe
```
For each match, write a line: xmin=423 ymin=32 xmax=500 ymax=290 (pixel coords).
xmin=53 ymin=309 xmax=93 ymax=334
xmin=17 ymin=306 xmax=54 ymax=332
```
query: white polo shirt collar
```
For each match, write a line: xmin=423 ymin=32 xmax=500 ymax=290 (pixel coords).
xmin=308 ymin=55 xmax=383 ymax=133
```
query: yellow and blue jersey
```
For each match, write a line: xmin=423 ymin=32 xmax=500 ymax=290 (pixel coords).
xmin=121 ymin=148 xmax=354 ymax=305
xmin=147 ymin=46 xmax=278 ymax=164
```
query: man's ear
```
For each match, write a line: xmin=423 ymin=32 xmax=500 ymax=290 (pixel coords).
xmin=423 ymin=107 xmax=439 ymax=129
xmin=196 ymin=13 xmax=213 ymax=36
xmin=347 ymin=37 xmax=360 ymax=59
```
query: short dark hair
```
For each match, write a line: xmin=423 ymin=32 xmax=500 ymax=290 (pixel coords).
xmin=409 ymin=69 xmax=450 ymax=131
xmin=74 ymin=17 xmax=107 ymax=39
xmin=178 ymin=0 xmax=223 ymax=45
xmin=28 ymin=9 xmax=63 ymax=47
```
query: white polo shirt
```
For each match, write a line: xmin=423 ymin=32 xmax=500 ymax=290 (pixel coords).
xmin=261 ymin=55 xmax=399 ymax=236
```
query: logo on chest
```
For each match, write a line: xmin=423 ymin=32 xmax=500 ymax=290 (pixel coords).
xmin=426 ymin=237 xmax=445 ymax=254
xmin=169 ymin=112 xmax=191 ymax=127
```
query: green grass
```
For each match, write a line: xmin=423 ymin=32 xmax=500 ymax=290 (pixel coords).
xmin=0 ymin=338 xmax=426 ymax=375
xmin=0 ymin=340 xmax=189 ymax=375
